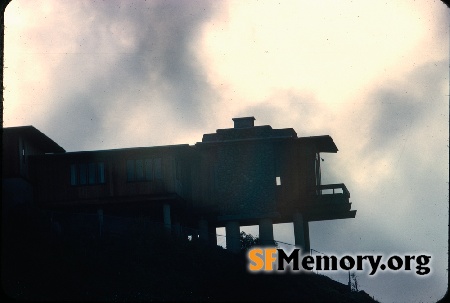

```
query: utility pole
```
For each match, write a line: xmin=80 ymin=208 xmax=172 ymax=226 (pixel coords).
xmin=348 ymin=268 xmax=352 ymax=291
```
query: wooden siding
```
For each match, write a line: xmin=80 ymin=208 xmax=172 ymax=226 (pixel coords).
xmin=30 ymin=145 xmax=192 ymax=206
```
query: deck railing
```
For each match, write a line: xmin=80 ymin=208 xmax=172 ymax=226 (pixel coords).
xmin=314 ymin=183 xmax=350 ymax=199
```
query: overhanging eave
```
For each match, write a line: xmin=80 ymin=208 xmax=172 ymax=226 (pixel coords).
xmin=306 ymin=210 xmax=357 ymax=222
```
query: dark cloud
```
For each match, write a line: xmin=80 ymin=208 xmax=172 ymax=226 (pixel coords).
xmin=48 ymin=93 xmax=110 ymax=151
xmin=301 ymin=59 xmax=449 ymax=303
xmin=42 ymin=0 xmax=220 ymax=150
xmin=364 ymin=59 xmax=447 ymax=155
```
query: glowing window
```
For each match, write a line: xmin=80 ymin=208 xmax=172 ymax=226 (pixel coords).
xmin=276 ymin=176 xmax=281 ymax=186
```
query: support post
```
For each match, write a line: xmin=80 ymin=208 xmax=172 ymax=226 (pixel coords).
xmin=259 ymin=218 xmax=274 ymax=246
xmin=293 ymin=212 xmax=309 ymax=254
xmin=225 ymin=221 xmax=240 ymax=253
xmin=163 ymin=203 xmax=171 ymax=235
xmin=198 ymin=219 xmax=208 ymax=241
xmin=208 ymin=225 xmax=217 ymax=246
xmin=304 ymin=218 xmax=310 ymax=254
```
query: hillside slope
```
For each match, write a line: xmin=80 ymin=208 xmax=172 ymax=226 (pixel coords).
xmin=2 ymin=210 xmax=377 ymax=302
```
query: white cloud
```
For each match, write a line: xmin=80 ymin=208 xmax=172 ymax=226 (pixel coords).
xmin=198 ymin=0 xmax=430 ymax=110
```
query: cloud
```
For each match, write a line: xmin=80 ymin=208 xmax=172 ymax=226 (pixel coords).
xmin=365 ymin=60 xmax=447 ymax=154
xmin=308 ymin=57 xmax=449 ymax=302
xmin=5 ymin=0 xmax=221 ymax=151
xmin=198 ymin=0 xmax=434 ymax=110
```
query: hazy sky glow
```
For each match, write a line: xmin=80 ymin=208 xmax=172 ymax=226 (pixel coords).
xmin=4 ymin=1 xmax=449 ymax=302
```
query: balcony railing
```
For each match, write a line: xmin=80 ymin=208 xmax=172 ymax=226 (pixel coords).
xmin=305 ymin=183 xmax=354 ymax=219
xmin=315 ymin=183 xmax=350 ymax=198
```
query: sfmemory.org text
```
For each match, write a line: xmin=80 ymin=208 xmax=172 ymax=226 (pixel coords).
xmin=247 ymin=248 xmax=431 ymax=276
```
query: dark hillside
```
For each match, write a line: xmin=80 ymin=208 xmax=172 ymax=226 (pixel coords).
xmin=2 ymin=209 xmax=377 ymax=302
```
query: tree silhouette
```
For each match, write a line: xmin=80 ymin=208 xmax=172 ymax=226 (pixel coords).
xmin=240 ymin=231 xmax=259 ymax=251
xmin=351 ymin=272 xmax=359 ymax=292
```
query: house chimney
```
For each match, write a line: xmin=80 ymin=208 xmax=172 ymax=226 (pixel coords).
xmin=232 ymin=117 xmax=255 ymax=129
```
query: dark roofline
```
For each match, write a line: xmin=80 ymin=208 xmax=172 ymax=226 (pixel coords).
xmin=31 ymin=143 xmax=192 ymax=158
xmin=63 ymin=143 xmax=191 ymax=154
xmin=297 ymin=135 xmax=338 ymax=153
xmin=3 ymin=123 xmax=338 ymax=155
xmin=3 ymin=126 xmax=65 ymax=153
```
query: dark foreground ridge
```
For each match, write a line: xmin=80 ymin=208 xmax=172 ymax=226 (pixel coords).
xmin=2 ymin=210 xmax=377 ymax=302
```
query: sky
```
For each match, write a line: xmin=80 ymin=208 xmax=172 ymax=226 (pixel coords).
xmin=3 ymin=0 xmax=449 ymax=302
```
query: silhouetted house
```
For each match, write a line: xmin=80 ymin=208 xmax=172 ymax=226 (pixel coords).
xmin=2 ymin=118 xmax=356 ymax=253
xmin=2 ymin=126 xmax=65 ymax=210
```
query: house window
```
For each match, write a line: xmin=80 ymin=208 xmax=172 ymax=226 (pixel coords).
xmin=145 ymin=159 xmax=153 ymax=181
xmin=79 ymin=164 xmax=87 ymax=185
xmin=70 ymin=162 xmax=105 ymax=186
xmin=127 ymin=158 xmax=158 ymax=181
xmin=70 ymin=164 xmax=77 ymax=185
xmin=98 ymin=162 xmax=105 ymax=183
xmin=276 ymin=176 xmax=281 ymax=186
xmin=154 ymin=158 xmax=162 ymax=179
xmin=88 ymin=163 xmax=96 ymax=184
xmin=126 ymin=160 xmax=134 ymax=181
xmin=136 ymin=159 xmax=144 ymax=181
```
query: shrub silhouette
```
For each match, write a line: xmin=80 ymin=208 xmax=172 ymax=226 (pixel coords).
xmin=240 ymin=231 xmax=259 ymax=251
